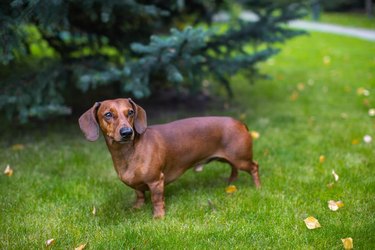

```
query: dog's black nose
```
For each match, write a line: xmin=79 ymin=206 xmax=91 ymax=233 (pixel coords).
xmin=119 ymin=127 xmax=133 ymax=139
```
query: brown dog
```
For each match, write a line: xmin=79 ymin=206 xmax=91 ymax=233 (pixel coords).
xmin=79 ymin=98 xmax=260 ymax=218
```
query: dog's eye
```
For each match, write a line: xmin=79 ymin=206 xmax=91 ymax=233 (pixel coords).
xmin=104 ymin=112 xmax=113 ymax=119
xmin=128 ymin=109 xmax=134 ymax=116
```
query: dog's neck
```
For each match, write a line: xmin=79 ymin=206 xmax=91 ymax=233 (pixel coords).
xmin=104 ymin=136 xmax=137 ymax=176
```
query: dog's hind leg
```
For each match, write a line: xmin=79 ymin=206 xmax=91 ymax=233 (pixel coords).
xmin=228 ymin=166 xmax=238 ymax=183
xmin=249 ymin=160 xmax=261 ymax=188
xmin=230 ymin=159 xmax=261 ymax=188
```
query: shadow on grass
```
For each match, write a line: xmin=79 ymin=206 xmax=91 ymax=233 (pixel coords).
xmin=97 ymin=162 xmax=256 ymax=223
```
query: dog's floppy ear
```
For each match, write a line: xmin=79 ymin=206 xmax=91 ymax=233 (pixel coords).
xmin=78 ymin=102 xmax=101 ymax=141
xmin=128 ymin=98 xmax=147 ymax=134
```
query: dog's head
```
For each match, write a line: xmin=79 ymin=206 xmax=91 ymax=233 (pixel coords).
xmin=78 ymin=98 xmax=147 ymax=143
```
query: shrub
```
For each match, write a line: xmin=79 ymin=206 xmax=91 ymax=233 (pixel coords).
xmin=0 ymin=0 xmax=306 ymax=123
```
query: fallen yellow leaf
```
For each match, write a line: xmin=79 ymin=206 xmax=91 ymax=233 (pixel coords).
xmin=336 ymin=200 xmax=344 ymax=208
xmin=357 ymin=87 xmax=370 ymax=96
xmin=45 ymin=238 xmax=55 ymax=247
xmin=328 ymin=200 xmax=344 ymax=211
xmin=351 ymin=139 xmax=360 ymax=145
xmin=4 ymin=165 xmax=13 ymax=177
xmin=304 ymin=216 xmax=321 ymax=229
xmin=290 ymin=91 xmax=299 ymax=101
xmin=341 ymin=237 xmax=353 ymax=249
xmin=328 ymin=200 xmax=339 ymax=211
xmin=250 ymin=131 xmax=260 ymax=140
xmin=332 ymin=170 xmax=339 ymax=182
xmin=319 ymin=155 xmax=325 ymax=164
xmin=92 ymin=206 xmax=97 ymax=216
xmin=11 ymin=144 xmax=25 ymax=151
xmin=225 ymin=185 xmax=237 ymax=194
xmin=75 ymin=243 xmax=87 ymax=250
xmin=297 ymin=83 xmax=305 ymax=91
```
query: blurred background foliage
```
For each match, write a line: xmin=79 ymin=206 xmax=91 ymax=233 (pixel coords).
xmin=0 ymin=0 xmax=308 ymax=123
xmin=0 ymin=0 xmax=371 ymax=123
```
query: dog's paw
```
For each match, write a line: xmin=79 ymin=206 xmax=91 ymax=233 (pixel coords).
xmin=133 ymin=201 xmax=145 ymax=209
xmin=153 ymin=209 xmax=165 ymax=219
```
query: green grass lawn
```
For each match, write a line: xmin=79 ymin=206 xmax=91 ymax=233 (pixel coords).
xmin=313 ymin=12 xmax=375 ymax=30
xmin=1 ymin=32 xmax=374 ymax=249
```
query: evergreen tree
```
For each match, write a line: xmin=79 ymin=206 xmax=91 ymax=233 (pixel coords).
xmin=0 ymin=0 xmax=306 ymax=123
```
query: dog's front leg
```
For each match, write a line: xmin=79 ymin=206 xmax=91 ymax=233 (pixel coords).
xmin=148 ymin=173 xmax=165 ymax=219
xmin=133 ymin=190 xmax=146 ymax=209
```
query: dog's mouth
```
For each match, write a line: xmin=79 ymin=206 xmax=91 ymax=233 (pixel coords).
xmin=119 ymin=137 xmax=133 ymax=144
xmin=118 ymin=133 xmax=134 ymax=143
xmin=106 ymin=134 xmax=134 ymax=144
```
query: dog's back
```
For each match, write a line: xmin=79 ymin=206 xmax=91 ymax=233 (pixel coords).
xmin=145 ymin=117 xmax=254 ymax=184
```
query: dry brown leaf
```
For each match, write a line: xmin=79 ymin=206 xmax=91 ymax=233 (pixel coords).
xmin=225 ymin=185 xmax=237 ymax=194
xmin=45 ymin=238 xmax=55 ymax=247
xmin=75 ymin=243 xmax=87 ymax=250
xmin=250 ymin=131 xmax=260 ymax=140
xmin=4 ymin=165 xmax=13 ymax=176
xmin=303 ymin=216 xmax=321 ymax=229
xmin=341 ymin=237 xmax=353 ymax=249
xmin=332 ymin=170 xmax=339 ymax=182
xmin=319 ymin=155 xmax=325 ymax=164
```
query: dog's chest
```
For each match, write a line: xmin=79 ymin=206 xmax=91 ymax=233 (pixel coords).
xmin=113 ymin=158 xmax=149 ymax=190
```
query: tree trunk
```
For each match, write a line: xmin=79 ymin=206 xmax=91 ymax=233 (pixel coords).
xmin=366 ymin=0 xmax=373 ymax=18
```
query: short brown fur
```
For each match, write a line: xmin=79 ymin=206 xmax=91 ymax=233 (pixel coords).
xmin=79 ymin=98 xmax=260 ymax=218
